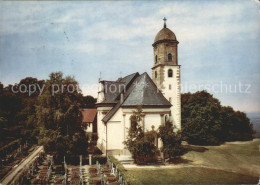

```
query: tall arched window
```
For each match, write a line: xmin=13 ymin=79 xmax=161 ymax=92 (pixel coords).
xmin=155 ymin=55 xmax=158 ymax=63
xmin=164 ymin=115 xmax=168 ymax=126
xmin=155 ymin=71 xmax=157 ymax=78
xmin=168 ymin=53 xmax=172 ymax=62
xmin=168 ymin=69 xmax=173 ymax=77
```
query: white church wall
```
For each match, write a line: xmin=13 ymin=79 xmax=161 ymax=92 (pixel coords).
xmin=107 ymin=121 xmax=123 ymax=150
xmin=122 ymin=107 xmax=171 ymax=134
xmin=143 ymin=114 xmax=161 ymax=132
xmin=107 ymin=108 xmax=124 ymax=151
xmin=97 ymin=106 xmax=112 ymax=153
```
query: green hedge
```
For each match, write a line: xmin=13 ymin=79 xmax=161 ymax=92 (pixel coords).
xmin=65 ymin=155 xmax=107 ymax=165
xmin=108 ymin=156 xmax=141 ymax=185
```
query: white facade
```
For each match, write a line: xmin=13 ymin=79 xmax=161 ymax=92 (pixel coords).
xmin=97 ymin=107 xmax=171 ymax=155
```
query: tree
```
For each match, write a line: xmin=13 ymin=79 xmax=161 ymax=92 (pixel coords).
xmin=80 ymin=95 xmax=97 ymax=108
xmin=36 ymin=72 xmax=82 ymax=133
xmin=158 ymin=121 xmax=184 ymax=160
xmin=36 ymin=72 xmax=88 ymax=162
xmin=182 ymin=91 xmax=222 ymax=145
xmin=220 ymin=106 xmax=254 ymax=141
xmin=17 ymin=77 xmax=45 ymax=97
xmin=181 ymin=91 xmax=255 ymax=145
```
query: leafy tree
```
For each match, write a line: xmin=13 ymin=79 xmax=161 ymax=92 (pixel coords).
xmin=80 ymin=95 xmax=97 ymax=108
xmin=220 ymin=106 xmax=254 ymax=141
xmin=182 ymin=91 xmax=255 ymax=145
xmin=36 ymin=72 xmax=88 ymax=162
xmin=36 ymin=72 xmax=82 ymax=134
xmin=158 ymin=121 xmax=184 ymax=160
xmin=182 ymin=91 xmax=222 ymax=145
xmin=69 ymin=131 xmax=88 ymax=156
xmin=17 ymin=77 xmax=45 ymax=97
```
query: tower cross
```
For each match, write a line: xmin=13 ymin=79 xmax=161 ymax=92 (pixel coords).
xmin=163 ymin=17 xmax=167 ymax=28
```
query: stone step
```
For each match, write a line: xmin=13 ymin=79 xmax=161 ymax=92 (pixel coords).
xmin=119 ymin=159 xmax=134 ymax=164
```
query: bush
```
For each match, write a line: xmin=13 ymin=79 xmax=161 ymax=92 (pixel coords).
xmin=92 ymin=155 xmax=107 ymax=164
xmin=133 ymin=137 xmax=158 ymax=164
xmin=158 ymin=121 xmax=185 ymax=159
xmin=123 ymin=107 xmax=158 ymax=164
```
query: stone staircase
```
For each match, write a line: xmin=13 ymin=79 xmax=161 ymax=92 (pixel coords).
xmin=156 ymin=156 xmax=164 ymax=165
xmin=114 ymin=155 xmax=134 ymax=164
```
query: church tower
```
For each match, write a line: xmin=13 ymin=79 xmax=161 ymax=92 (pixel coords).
xmin=152 ymin=18 xmax=181 ymax=129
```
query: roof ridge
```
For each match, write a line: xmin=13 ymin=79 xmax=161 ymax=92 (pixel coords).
xmin=121 ymin=72 xmax=139 ymax=79
xmin=103 ymin=80 xmax=125 ymax=83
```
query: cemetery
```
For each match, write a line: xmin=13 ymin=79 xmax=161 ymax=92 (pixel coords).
xmin=6 ymin=150 xmax=127 ymax=185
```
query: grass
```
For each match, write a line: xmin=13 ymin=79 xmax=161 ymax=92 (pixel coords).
xmin=123 ymin=139 xmax=260 ymax=184
xmin=183 ymin=138 xmax=260 ymax=177
xmin=126 ymin=167 xmax=258 ymax=184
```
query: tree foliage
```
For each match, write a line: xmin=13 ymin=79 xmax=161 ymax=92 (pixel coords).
xmin=1 ymin=72 xmax=94 ymax=163
xmin=158 ymin=121 xmax=184 ymax=159
xmin=123 ymin=106 xmax=158 ymax=164
xmin=182 ymin=91 xmax=255 ymax=145
xmin=36 ymin=72 xmax=88 ymax=161
xmin=80 ymin=95 xmax=97 ymax=108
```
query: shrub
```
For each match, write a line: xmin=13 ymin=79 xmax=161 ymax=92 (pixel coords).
xmin=133 ymin=137 xmax=158 ymax=164
xmin=158 ymin=121 xmax=185 ymax=159
xmin=123 ymin=106 xmax=158 ymax=164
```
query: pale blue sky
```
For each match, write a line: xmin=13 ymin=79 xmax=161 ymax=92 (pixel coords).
xmin=0 ymin=0 xmax=259 ymax=113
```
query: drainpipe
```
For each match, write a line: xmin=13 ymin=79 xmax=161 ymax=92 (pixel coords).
xmin=106 ymin=124 xmax=108 ymax=157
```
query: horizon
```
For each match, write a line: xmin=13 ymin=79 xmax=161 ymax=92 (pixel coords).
xmin=0 ymin=0 xmax=259 ymax=113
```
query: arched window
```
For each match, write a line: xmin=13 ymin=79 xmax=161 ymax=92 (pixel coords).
xmin=168 ymin=53 xmax=172 ymax=62
xmin=164 ymin=115 xmax=168 ymax=125
xmin=168 ymin=69 xmax=173 ymax=77
xmin=155 ymin=71 xmax=157 ymax=78
xmin=155 ymin=55 xmax=158 ymax=63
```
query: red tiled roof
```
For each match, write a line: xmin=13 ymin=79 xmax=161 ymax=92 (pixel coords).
xmin=81 ymin=109 xmax=97 ymax=123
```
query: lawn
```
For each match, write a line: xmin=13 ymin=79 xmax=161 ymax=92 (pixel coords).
xmin=123 ymin=139 xmax=260 ymax=184
xmin=183 ymin=138 xmax=260 ymax=177
xmin=125 ymin=167 xmax=258 ymax=184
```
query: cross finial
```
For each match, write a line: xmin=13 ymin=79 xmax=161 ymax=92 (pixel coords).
xmin=163 ymin=17 xmax=167 ymax=28
xmin=99 ymin=72 xmax=102 ymax=81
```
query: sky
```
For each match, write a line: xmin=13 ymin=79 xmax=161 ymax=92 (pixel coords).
xmin=0 ymin=0 xmax=259 ymax=113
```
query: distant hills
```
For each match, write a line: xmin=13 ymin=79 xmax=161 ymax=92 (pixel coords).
xmin=247 ymin=112 xmax=260 ymax=138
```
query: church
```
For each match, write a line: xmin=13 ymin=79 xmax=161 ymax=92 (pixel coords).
xmin=96 ymin=18 xmax=181 ymax=155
